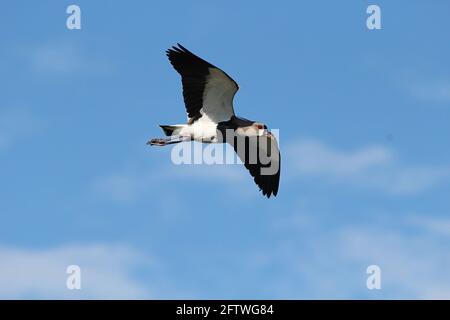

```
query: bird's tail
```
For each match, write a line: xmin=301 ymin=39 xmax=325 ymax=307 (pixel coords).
xmin=159 ymin=125 xmax=184 ymax=136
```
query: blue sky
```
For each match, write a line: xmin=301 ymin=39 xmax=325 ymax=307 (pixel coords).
xmin=1 ymin=0 xmax=450 ymax=299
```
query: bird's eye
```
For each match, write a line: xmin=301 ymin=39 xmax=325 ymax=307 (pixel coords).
xmin=255 ymin=124 xmax=264 ymax=130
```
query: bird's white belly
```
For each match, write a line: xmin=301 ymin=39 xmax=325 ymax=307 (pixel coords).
xmin=180 ymin=120 xmax=219 ymax=143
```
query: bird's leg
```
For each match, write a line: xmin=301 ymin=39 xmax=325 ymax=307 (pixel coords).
xmin=147 ymin=135 xmax=190 ymax=146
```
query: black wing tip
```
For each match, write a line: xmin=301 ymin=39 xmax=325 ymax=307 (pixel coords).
xmin=235 ymin=139 xmax=280 ymax=199
xmin=165 ymin=43 xmax=193 ymax=69
xmin=257 ymin=173 xmax=280 ymax=198
xmin=261 ymin=186 xmax=278 ymax=198
xmin=166 ymin=43 xmax=189 ymax=56
xmin=263 ymin=191 xmax=273 ymax=198
xmin=269 ymin=189 xmax=279 ymax=198
xmin=176 ymin=43 xmax=188 ymax=52
xmin=165 ymin=43 xmax=215 ymax=69
xmin=258 ymin=159 xmax=281 ymax=199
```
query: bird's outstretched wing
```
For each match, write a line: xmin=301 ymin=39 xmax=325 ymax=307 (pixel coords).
xmin=166 ymin=43 xmax=239 ymax=123
xmin=231 ymin=133 xmax=281 ymax=198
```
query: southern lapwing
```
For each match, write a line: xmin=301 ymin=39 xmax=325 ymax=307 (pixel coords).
xmin=148 ymin=44 xmax=280 ymax=198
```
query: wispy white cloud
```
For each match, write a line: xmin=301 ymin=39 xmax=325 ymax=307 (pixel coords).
xmin=92 ymin=173 xmax=143 ymax=204
xmin=92 ymin=157 xmax=246 ymax=204
xmin=408 ymin=215 xmax=450 ymax=237
xmin=286 ymin=139 xmax=450 ymax=195
xmin=0 ymin=244 xmax=154 ymax=299
xmin=0 ymin=108 xmax=41 ymax=151
xmin=168 ymin=162 xmax=245 ymax=181
xmin=259 ymin=210 xmax=450 ymax=299
xmin=409 ymin=80 xmax=450 ymax=104
xmin=286 ymin=139 xmax=392 ymax=177
xmin=339 ymin=225 xmax=450 ymax=299
xmin=22 ymin=42 xmax=111 ymax=75
xmin=386 ymin=166 xmax=450 ymax=194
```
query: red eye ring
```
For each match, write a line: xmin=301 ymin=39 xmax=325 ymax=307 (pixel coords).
xmin=255 ymin=124 xmax=264 ymax=129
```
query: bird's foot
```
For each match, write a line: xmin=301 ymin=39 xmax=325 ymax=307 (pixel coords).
xmin=147 ymin=135 xmax=191 ymax=146
xmin=147 ymin=138 xmax=169 ymax=146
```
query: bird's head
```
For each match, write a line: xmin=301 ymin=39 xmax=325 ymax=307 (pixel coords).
xmin=250 ymin=122 xmax=271 ymax=137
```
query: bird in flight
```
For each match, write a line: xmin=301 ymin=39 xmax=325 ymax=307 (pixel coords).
xmin=148 ymin=44 xmax=280 ymax=198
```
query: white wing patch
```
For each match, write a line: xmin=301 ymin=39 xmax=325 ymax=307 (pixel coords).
xmin=200 ymin=68 xmax=238 ymax=124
